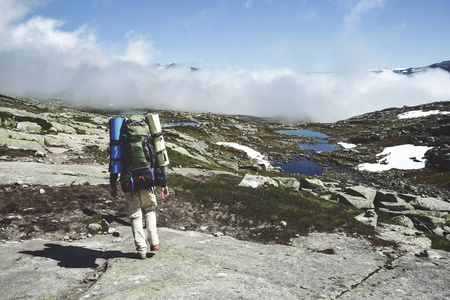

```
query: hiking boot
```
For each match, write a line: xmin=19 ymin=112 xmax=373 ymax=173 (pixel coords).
xmin=151 ymin=244 xmax=159 ymax=251
xmin=137 ymin=252 xmax=147 ymax=260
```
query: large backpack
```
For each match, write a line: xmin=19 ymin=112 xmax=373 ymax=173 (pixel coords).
xmin=119 ymin=116 xmax=163 ymax=193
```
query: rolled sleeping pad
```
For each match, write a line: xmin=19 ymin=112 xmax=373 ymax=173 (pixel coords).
xmin=145 ymin=114 xmax=170 ymax=166
xmin=146 ymin=113 xmax=162 ymax=134
xmin=109 ymin=145 xmax=122 ymax=173
xmin=109 ymin=118 xmax=124 ymax=173
xmin=110 ymin=118 xmax=124 ymax=141
xmin=154 ymin=134 xmax=169 ymax=166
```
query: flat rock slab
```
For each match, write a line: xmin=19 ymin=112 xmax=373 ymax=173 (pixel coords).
xmin=1 ymin=227 xmax=449 ymax=300
xmin=0 ymin=162 xmax=109 ymax=186
xmin=0 ymin=163 xmax=234 ymax=186
xmin=83 ymin=229 xmax=450 ymax=300
xmin=0 ymin=227 xmax=134 ymax=300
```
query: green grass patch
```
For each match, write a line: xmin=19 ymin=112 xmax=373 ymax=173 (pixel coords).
xmin=83 ymin=145 xmax=109 ymax=164
xmin=0 ymin=146 xmax=36 ymax=157
xmin=404 ymin=168 xmax=450 ymax=186
xmin=168 ymin=174 xmax=371 ymax=242
xmin=425 ymin=233 xmax=450 ymax=251
xmin=166 ymin=148 xmax=230 ymax=171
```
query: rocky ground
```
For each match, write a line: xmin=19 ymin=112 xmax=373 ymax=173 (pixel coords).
xmin=1 ymin=94 xmax=449 ymax=243
xmin=0 ymin=94 xmax=449 ymax=299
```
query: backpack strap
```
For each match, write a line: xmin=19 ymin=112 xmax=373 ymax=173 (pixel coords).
xmin=128 ymin=173 xmax=135 ymax=196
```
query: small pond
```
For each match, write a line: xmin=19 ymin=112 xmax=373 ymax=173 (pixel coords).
xmin=162 ymin=122 xmax=198 ymax=126
xmin=274 ymin=156 xmax=323 ymax=176
xmin=275 ymin=129 xmax=343 ymax=175
xmin=276 ymin=129 xmax=329 ymax=139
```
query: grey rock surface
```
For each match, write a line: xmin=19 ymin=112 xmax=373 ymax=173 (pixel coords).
xmin=2 ymin=227 xmax=449 ymax=300
xmin=0 ymin=161 xmax=109 ymax=186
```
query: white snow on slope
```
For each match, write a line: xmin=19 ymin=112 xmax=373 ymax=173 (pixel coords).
xmin=398 ymin=110 xmax=450 ymax=119
xmin=338 ymin=142 xmax=357 ymax=149
xmin=216 ymin=142 xmax=272 ymax=169
xmin=357 ymin=144 xmax=433 ymax=172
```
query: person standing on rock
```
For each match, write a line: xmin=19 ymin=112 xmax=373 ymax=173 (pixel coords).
xmin=109 ymin=115 xmax=170 ymax=260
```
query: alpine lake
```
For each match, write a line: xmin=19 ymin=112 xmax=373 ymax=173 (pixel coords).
xmin=274 ymin=129 xmax=344 ymax=176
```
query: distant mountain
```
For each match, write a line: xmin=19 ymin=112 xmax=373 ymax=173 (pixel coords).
xmin=152 ymin=63 xmax=199 ymax=71
xmin=371 ymin=60 xmax=450 ymax=75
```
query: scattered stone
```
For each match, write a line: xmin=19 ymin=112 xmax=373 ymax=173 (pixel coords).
xmin=410 ymin=196 xmax=450 ymax=212
xmin=16 ymin=121 xmax=42 ymax=133
xmin=274 ymin=177 xmax=300 ymax=190
xmin=355 ymin=211 xmax=378 ymax=228
xmin=238 ymin=174 xmax=279 ymax=188
xmin=39 ymin=188 xmax=45 ymax=194
xmin=88 ymin=223 xmax=102 ymax=232
xmin=71 ymin=179 xmax=90 ymax=186
xmin=300 ymin=178 xmax=325 ymax=193
xmin=34 ymin=151 xmax=45 ymax=157
xmin=392 ymin=215 xmax=416 ymax=229
xmin=101 ymin=219 xmax=109 ymax=232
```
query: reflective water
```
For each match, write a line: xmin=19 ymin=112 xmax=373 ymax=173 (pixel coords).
xmin=298 ymin=142 xmax=341 ymax=152
xmin=277 ymin=129 xmax=341 ymax=153
xmin=274 ymin=156 xmax=323 ymax=176
xmin=276 ymin=129 xmax=343 ymax=175
xmin=163 ymin=122 xmax=198 ymax=126
xmin=276 ymin=129 xmax=329 ymax=138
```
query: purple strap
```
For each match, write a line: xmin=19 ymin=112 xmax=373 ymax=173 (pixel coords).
xmin=149 ymin=167 xmax=155 ymax=188
xmin=130 ymin=175 xmax=135 ymax=195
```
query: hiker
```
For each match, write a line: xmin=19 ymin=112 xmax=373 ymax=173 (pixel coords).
xmin=108 ymin=115 xmax=170 ymax=260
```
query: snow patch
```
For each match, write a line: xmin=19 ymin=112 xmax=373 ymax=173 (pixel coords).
xmin=338 ymin=142 xmax=357 ymax=149
xmin=398 ymin=110 xmax=450 ymax=119
xmin=216 ymin=142 xmax=272 ymax=169
xmin=357 ymin=144 xmax=433 ymax=172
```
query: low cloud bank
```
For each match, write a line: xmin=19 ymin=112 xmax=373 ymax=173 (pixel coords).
xmin=1 ymin=1 xmax=449 ymax=122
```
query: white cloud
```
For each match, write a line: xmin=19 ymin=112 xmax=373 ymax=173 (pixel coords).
xmin=114 ymin=32 xmax=160 ymax=66
xmin=0 ymin=0 xmax=31 ymax=31
xmin=343 ymin=0 xmax=387 ymax=31
xmin=0 ymin=1 xmax=449 ymax=123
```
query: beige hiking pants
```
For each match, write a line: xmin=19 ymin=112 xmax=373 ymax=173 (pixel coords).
xmin=124 ymin=189 xmax=159 ymax=254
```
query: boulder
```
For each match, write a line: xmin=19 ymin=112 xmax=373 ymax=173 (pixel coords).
xmin=424 ymin=147 xmax=450 ymax=171
xmin=344 ymin=185 xmax=377 ymax=202
xmin=300 ymin=178 xmax=325 ymax=193
xmin=238 ymin=174 xmax=279 ymax=188
xmin=409 ymin=197 xmax=450 ymax=212
xmin=273 ymin=177 xmax=300 ymax=190
xmin=16 ymin=121 xmax=42 ymax=133
xmin=409 ymin=214 xmax=447 ymax=232
xmin=50 ymin=122 xmax=77 ymax=134
xmin=392 ymin=215 xmax=416 ymax=229
xmin=374 ymin=190 xmax=400 ymax=205
xmin=334 ymin=192 xmax=375 ymax=209
xmin=378 ymin=199 xmax=415 ymax=214
xmin=355 ymin=210 xmax=378 ymax=228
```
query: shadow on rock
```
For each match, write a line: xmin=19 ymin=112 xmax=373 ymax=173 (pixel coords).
xmin=20 ymin=243 xmax=151 ymax=268
xmin=82 ymin=208 xmax=130 ymax=227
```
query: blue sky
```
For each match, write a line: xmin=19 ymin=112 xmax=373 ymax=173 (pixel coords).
xmin=0 ymin=0 xmax=449 ymax=121
xmin=31 ymin=0 xmax=450 ymax=71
